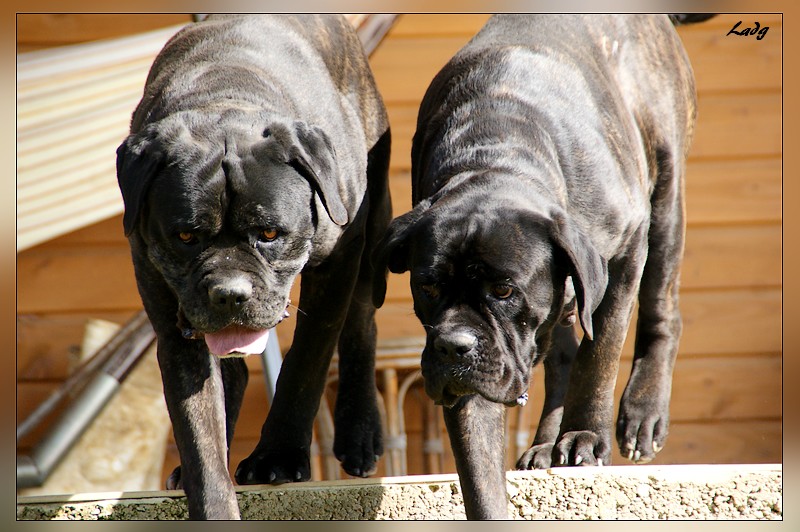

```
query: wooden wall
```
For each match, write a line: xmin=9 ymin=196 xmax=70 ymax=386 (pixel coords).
xmin=17 ymin=14 xmax=782 ymax=490
xmin=16 ymin=14 xmax=194 ymax=52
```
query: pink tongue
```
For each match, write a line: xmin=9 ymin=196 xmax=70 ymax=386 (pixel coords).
xmin=204 ymin=326 xmax=270 ymax=356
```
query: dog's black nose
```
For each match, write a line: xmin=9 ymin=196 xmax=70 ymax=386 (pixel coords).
xmin=208 ymin=277 xmax=253 ymax=311
xmin=433 ymin=330 xmax=478 ymax=359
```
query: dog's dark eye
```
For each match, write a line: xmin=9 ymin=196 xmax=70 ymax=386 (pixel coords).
xmin=491 ymin=284 xmax=513 ymax=299
xmin=259 ymin=228 xmax=279 ymax=242
xmin=420 ymin=283 xmax=440 ymax=299
xmin=177 ymin=232 xmax=197 ymax=245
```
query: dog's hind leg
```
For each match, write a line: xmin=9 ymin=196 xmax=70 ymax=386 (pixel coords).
xmin=516 ymin=323 xmax=579 ymax=469
xmin=617 ymin=145 xmax=686 ymax=464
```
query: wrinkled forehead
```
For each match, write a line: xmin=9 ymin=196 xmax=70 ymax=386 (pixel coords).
xmin=147 ymin=138 xmax=312 ymax=231
xmin=413 ymin=206 xmax=554 ymax=277
xmin=147 ymin=145 xmax=227 ymax=228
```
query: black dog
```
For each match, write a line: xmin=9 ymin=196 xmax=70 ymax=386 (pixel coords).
xmin=117 ymin=15 xmax=390 ymax=519
xmin=373 ymin=14 xmax=700 ymax=519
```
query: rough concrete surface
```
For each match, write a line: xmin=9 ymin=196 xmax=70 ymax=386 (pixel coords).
xmin=17 ymin=464 xmax=782 ymax=520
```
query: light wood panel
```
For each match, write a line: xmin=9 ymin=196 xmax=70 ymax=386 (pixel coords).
xmin=384 ymin=91 xmax=782 ymax=173
xmin=388 ymin=157 xmax=784 ymax=227
xmin=678 ymin=14 xmax=782 ymax=94
xmin=371 ymin=14 xmax=782 ymax=106
xmin=685 ymin=158 xmax=781 ymax=225
xmin=385 ymin=14 xmax=491 ymax=37
xmin=16 ymin=14 xmax=193 ymax=51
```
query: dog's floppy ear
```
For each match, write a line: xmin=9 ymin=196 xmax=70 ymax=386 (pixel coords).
xmin=116 ymin=129 xmax=165 ymax=236
xmin=371 ymin=200 xmax=431 ymax=308
xmin=261 ymin=120 xmax=348 ymax=226
xmin=548 ymin=210 xmax=608 ymax=341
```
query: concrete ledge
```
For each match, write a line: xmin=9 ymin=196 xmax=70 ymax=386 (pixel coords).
xmin=17 ymin=464 xmax=782 ymax=520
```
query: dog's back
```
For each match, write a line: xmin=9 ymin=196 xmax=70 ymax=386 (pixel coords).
xmin=412 ymin=14 xmax=696 ymax=216
xmin=132 ymin=15 xmax=387 ymax=148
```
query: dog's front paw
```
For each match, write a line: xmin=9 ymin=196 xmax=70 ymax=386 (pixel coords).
xmin=617 ymin=395 xmax=669 ymax=463
xmin=333 ymin=401 xmax=383 ymax=478
xmin=234 ymin=447 xmax=311 ymax=485
xmin=516 ymin=443 xmax=556 ymax=470
xmin=553 ymin=430 xmax=611 ymax=466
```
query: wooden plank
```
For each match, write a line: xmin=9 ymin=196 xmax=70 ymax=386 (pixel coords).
xmin=386 ymin=91 xmax=782 ymax=172
xmin=685 ymin=157 xmax=782 ymax=225
xmin=643 ymin=419 xmax=782 ymax=466
xmin=690 ymin=91 xmax=782 ymax=159
xmin=369 ymin=36 xmax=476 ymax=103
xmin=16 ymin=14 xmax=193 ymax=47
xmin=681 ymin=224 xmax=781 ymax=289
xmin=620 ymin=355 xmax=782 ymax=421
xmin=388 ymin=171 xmax=414 ymax=216
xmin=49 ymin=215 xmax=127 ymax=247
xmin=16 ymin=246 xmax=140 ymax=314
xmin=372 ymin=14 xmax=781 ymax=106
xmin=677 ymin=15 xmax=781 ymax=94
xmin=385 ymin=105 xmax=419 ymax=172
xmin=675 ymin=288 xmax=781 ymax=357
xmin=387 ymin=14 xmax=490 ymax=37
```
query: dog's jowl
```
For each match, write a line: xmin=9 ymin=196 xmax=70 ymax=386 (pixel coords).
xmin=373 ymin=14 xmax=706 ymax=519
xmin=117 ymin=15 xmax=391 ymax=519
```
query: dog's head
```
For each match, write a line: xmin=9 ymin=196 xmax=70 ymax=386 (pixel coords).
xmin=373 ymin=192 xmax=607 ymax=406
xmin=117 ymin=113 xmax=348 ymax=357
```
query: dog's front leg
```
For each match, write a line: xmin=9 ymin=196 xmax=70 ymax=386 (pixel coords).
xmin=236 ymin=234 xmax=372 ymax=484
xmin=517 ymin=324 xmax=579 ymax=469
xmin=555 ymin=251 xmax=645 ymax=467
xmin=443 ymin=394 xmax=508 ymax=520
xmin=158 ymin=336 xmax=239 ymax=519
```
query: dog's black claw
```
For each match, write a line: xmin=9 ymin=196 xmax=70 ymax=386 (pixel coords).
xmin=553 ymin=430 xmax=610 ymax=467
xmin=235 ymin=448 xmax=311 ymax=485
xmin=516 ymin=443 xmax=555 ymax=470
